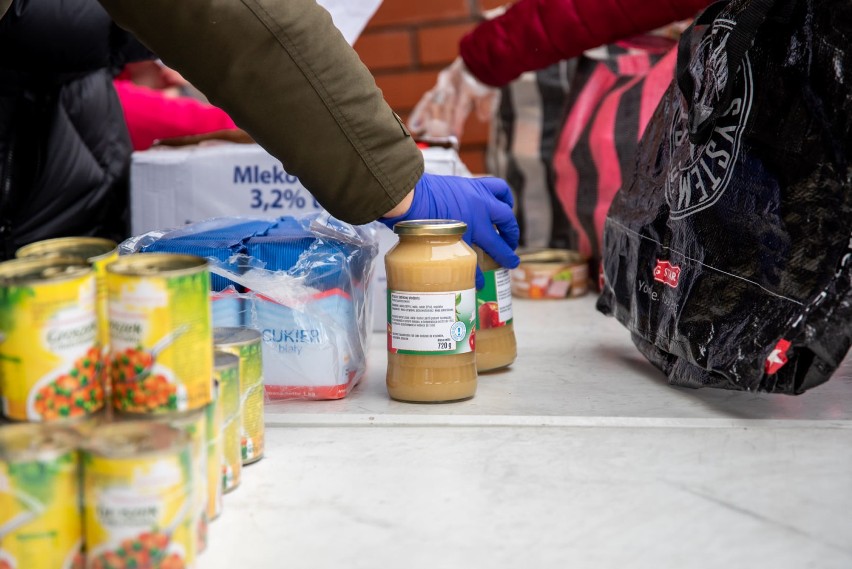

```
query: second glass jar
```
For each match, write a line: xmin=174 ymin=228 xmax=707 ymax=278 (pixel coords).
xmin=474 ymin=247 xmax=517 ymax=372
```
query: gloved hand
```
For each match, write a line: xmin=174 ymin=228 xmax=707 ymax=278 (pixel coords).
xmin=380 ymin=173 xmax=520 ymax=289
xmin=408 ymin=57 xmax=499 ymax=139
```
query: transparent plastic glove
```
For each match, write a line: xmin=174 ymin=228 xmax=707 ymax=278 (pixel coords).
xmin=380 ymin=173 xmax=520 ymax=289
xmin=408 ymin=58 xmax=499 ymax=139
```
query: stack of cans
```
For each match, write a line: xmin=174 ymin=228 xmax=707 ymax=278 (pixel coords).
xmin=0 ymin=237 xmax=265 ymax=569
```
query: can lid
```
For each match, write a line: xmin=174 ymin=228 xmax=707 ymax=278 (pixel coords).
xmin=519 ymin=248 xmax=586 ymax=265
xmin=16 ymin=237 xmax=118 ymax=263
xmin=393 ymin=219 xmax=467 ymax=236
xmin=117 ymin=410 xmax=206 ymax=433
xmin=83 ymin=421 xmax=187 ymax=457
xmin=107 ymin=253 xmax=207 ymax=276
xmin=0 ymin=423 xmax=79 ymax=461
xmin=0 ymin=257 xmax=91 ymax=284
xmin=214 ymin=327 xmax=261 ymax=347
xmin=214 ymin=350 xmax=239 ymax=369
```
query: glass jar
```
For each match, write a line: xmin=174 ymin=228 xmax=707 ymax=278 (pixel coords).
xmin=385 ymin=220 xmax=478 ymax=402
xmin=474 ymin=247 xmax=517 ymax=372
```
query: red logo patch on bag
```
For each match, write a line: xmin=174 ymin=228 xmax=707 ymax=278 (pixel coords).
xmin=653 ymin=260 xmax=680 ymax=288
xmin=765 ymin=339 xmax=791 ymax=375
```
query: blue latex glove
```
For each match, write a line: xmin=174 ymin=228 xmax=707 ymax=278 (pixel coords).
xmin=380 ymin=173 xmax=520 ymax=289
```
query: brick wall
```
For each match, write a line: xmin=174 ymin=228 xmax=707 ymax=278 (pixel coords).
xmin=355 ymin=0 xmax=507 ymax=174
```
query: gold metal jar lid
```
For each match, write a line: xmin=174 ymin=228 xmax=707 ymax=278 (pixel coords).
xmin=16 ymin=236 xmax=118 ymax=264
xmin=393 ymin=219 xmax=467 ymax=236
xmin=107 ymin=253 xmax=207 ymax=277
xmin=0 ymin=423 xmax=79 ymax=462
xmin=0 ymin=256 xmax=91 ymax=285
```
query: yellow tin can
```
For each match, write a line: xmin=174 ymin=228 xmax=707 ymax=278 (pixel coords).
xmin=0 ymin=423 xmax=83 ymax=569
xmin=214 ymin=351 xmax=241 ymax=493
xmin=65 ymin=410 xmax=109 ymax=439
xmin=205 ymin=361 xmax=225 ymax=521
xmin=17 ymin=237 xmax=118 ymax=354
xmin=213 ymin=328 xmax=264 ymax=465
xmin=0 ymin=257 xmax=103 ymax=422
xmin=162 ymin=411 xmax=208 ymax=557
xmin=117 ymin=409 xmax=208 ymax=558
xmin=107 ymin=254 xmax=212 ymax=415
xmin=82 ymin=421 xmax=194 ymax=569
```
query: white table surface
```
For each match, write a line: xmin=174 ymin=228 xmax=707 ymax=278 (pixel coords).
xmin=204 ymin=296 xmax=852 ymax=568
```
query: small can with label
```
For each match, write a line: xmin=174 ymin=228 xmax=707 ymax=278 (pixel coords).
xmin=213 ymin=327 xmax=264 ymax=465
xmin=385 ymin=220 xmax=478 ymax=403
xmin=214 ymin=351 xmax=241 ymax=493
xmin=474 ymin=247 xmax=517 ymax=372
xmin=0 ymin=423 xmax=84 ymax=569
xmin=107 ymin=253 xmax=212 ymax=415
xmin=17 ymin=237 xmax=118 ymax=355
xmin=205 ymin=374 xmax=224 ymax=521
xmin=82 ymin=421 xmax=195 ymax=569
xmin=0 ymin=257 xmax=103 ymax=422
xmin=510 ymin=249 xmax=589 ymax=299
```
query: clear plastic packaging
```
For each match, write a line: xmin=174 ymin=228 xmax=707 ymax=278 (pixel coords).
xmin=121 ymin=213 xmax=378 ymax=400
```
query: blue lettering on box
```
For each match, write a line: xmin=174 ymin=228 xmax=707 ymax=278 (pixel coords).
xmin=234 ymin=165 xmax=301 ymax=186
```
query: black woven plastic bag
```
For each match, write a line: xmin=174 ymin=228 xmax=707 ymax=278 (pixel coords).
xmin=597 ymin=0 xmax=852 ymax=394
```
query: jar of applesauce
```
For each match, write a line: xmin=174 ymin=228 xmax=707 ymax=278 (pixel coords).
xmin=474 ymin=247 xmax=517 ymax=372
xmin=385 ymin=220 xmax=478 ymax=402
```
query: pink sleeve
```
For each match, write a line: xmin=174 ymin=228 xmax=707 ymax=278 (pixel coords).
xmin=459 ymin=0 xmax=713 ymax=87
xmin=114 ymin=79 xmax=238 ymax=151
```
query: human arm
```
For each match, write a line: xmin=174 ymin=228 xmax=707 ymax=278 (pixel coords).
xmin=410 ymin=0 xmax=711 ymax=138
xmin=460 ymin=0 xmax=713 ymax=87
xmin=97 ymin=0 xmax=423 ymax=225
xmin=381 ymin=174 xmax=520 ymax=287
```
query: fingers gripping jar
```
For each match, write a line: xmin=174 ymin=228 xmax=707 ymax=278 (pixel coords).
xmin=474 ymin=247 xmax=517 ymax=372
xmin=385 ymin=220 xmax=478 ymax=402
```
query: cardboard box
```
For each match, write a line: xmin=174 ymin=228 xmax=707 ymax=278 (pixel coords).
xmin=131 ymin=143 xmax=324 ymax=234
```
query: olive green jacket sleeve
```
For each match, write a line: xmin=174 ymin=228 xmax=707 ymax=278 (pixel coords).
xmin=97 ymin=0 xmax=423 ymax=225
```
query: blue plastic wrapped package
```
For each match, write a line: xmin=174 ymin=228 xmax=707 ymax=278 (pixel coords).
xmin=121 ymin=213 xmax=379 ymax=400
xmin=121 ymin=217 xmax=276 ymax=291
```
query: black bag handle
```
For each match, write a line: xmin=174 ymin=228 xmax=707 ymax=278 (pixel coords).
xmin=676 ymin=0 xmax=778 ymax=144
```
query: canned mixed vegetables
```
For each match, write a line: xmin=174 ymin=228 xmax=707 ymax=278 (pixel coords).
xmin=0 ymin=257 xmax=103 ymax=422
xmin=106 ymin=254 xmax=212 ymax=415
xmin=0 ymin=423 xmax=84 ymax=569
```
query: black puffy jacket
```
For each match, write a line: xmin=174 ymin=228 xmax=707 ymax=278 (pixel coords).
xmin=0 ymin=0 xmax=150 ymax=259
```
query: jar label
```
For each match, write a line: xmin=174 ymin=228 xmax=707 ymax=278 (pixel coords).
xmin=476 ymin=268 xmax=513 ymax=330
xmin=387 ymin=289 xmax=476 ymax=355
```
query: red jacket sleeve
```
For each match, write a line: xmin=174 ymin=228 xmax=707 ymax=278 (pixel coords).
xmin=114 ymin=79 xmax=237 ymax=151
xmin=460 ymin=0 xmax=713 ymax=87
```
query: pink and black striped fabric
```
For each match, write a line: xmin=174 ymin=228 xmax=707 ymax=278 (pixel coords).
xmin=553 ymin=38 xmax=678 ymax=273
